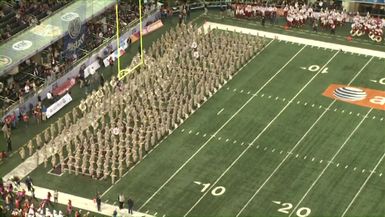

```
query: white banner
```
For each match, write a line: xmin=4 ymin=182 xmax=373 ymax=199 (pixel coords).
xmin=84 ymin=60 xmax=101 ymax=78
xmin=46 ymin=93 xmax=73 ymax=119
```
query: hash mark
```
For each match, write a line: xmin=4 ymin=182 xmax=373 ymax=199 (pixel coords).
xmin=336 ymin=163 xmax=340 ymax=167
xmin=233 ymin=88 xmax=237 ymax=92
xmin=256 ymin=145 xmax=260 ymax=149
xmin=373 ymin=116 xmax=376 ymax=120
xmin=311 ymin=104 xmax=315 ymax=107
xmin=280 ymin=150 xmax=283 ymax=154
xmin=272 ymin=149 xmax=276 ymax=153
xmin=295 ymin=154 xmax=299 ymax=158
xmin=181 ymin=129 xmax=185 ymax=132
xmin=196 ymin=132 xmax=200 ymax=135
xmin=241 ymin=142 xmax=244 ymax=146
xmin=380 ymin=173 xmax=383 ymax=177
xmin=188 ymin=130 xmax=192 ymax=134
xmin=304 ymin=156 xmax=307 ymax=160
xmin=233 ymin=140 xmax=237 ymax=144
xmin=247 ymin=91 xmax=251 ymax=94
xmin=203 ymin=134 xmax=207 ymax=137
xmin=297 ymin=101 xmax=301 ymax=104
xmin=217 ymin=108 xmax=224 ymax=115
xmin=226 ymin=139 xmax=229 ymax=142
xmin=264 ymin=147 xmax=268 ymax=151
xmin=345 ymin=165 xmax=349 ymax=169
xmin=311 ymin=157 xmax=315 ymax=162
xmin=362 ymin=169 xmax=365 ymax=173
xmin=218 ymin=137 xmax=222 ymax=140
xmin=240 ymin=90 xmax=244 ymax=93
xmin=342 ymin=110 xmax=345 ymax=113
xmin=319 ymin=160 xmax=323 ymax=163
xmin=304 ymin=102 xmax=308 ymax=106
xmin=268 ymin=95 xmax=272 ymax=99
xmin=354 ymin=167 xmax=357 ymax=171
xmin=261 ymin=94 xmax=265 ymax=97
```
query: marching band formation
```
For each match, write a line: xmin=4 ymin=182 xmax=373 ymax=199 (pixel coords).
xmin=20 ymin=24 xmax=266 ymax=185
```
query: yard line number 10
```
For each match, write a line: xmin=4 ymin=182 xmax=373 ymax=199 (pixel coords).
xmin=273 ymin=201 xmax=311 ymax=217
xmin=193 ymin=181 xmax=226 ymax=196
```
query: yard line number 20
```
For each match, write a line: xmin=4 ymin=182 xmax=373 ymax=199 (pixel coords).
xmin=273 ymin=201 xmax=311 ymax=217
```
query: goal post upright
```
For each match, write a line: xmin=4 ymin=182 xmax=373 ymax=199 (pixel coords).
xmin=115 ymin=0 xmax=144 ymax=80
xmin=115 ymin=0 xmax=121 ymax=76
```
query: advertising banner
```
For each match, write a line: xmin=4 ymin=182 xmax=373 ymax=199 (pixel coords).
xmin=46 ymin=93 xmax=73 ymax=119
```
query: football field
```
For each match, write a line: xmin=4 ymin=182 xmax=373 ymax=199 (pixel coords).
xmin=20 ymin=22 xmax=385 ymax=217
xmin=96 ymin=37 xmax=385 ymax=217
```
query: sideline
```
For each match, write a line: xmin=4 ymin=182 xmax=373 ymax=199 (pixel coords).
xmin=203 ymin=22 xmax=385 ymax=58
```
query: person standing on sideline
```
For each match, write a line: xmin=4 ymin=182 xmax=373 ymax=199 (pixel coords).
xmin=96 ymin=192 xmax=101 ymax=211
xmin=31 ymin=187 xmax=37 ymax=200
xmin=54 ymin=190 xmax=58 ymax=203
xmin=127 ymin=198 xmax=134 ymax=215
xmin=100 ymin=73 xmax=105 ymax=87
xmin=6 ymin=136 xmax=12 ymax=152
xmin=261 ymin=15 xmax=266 ymax=27
xmin=47 ymin=191 xmax=52 ymax=205
xmin=203 ymin=3 xmax=208 ymax=16
xmin=118 ymin=193 xmax=125 ymax=209
xmin=67 ymin=200 xmax=73 ymax=215
xmin=25 ymin=176 xmax=33 ymax=191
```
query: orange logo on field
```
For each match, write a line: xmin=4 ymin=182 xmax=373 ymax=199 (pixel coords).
xmin=323 ymin=84 xmax=385 ymax=111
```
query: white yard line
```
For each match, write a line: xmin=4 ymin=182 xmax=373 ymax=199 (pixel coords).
xmin=288 ymin=108 xmax=373 ymax=217
xmin=184 ymin=50 xmax=339 ymax=217
xmin=137 ymin=42 xmax=306 ymax=211
xmin=236 ymin=56 xmax=373 ymax=217
xmin=341 ymin=152 xmax=385 ymax=217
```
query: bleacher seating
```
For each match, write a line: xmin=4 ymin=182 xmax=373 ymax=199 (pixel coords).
xmin=0 ymin=0 xmax=154 ymax=113
xmin=0 ymin=0 xmax=74 ymax=43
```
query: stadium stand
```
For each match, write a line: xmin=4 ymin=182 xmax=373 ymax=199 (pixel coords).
xmin=0 ymin=0 xmax=156 ymax=116
xmin=0 ymin=0 xmax=74 ymax=43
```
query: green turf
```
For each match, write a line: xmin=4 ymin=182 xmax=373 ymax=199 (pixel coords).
xmin=96 ymin=41 xmax=385 ymax=217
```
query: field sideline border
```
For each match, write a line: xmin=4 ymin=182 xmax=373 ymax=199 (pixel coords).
xmin=203 ymin=22 xmax=385 ymax=59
